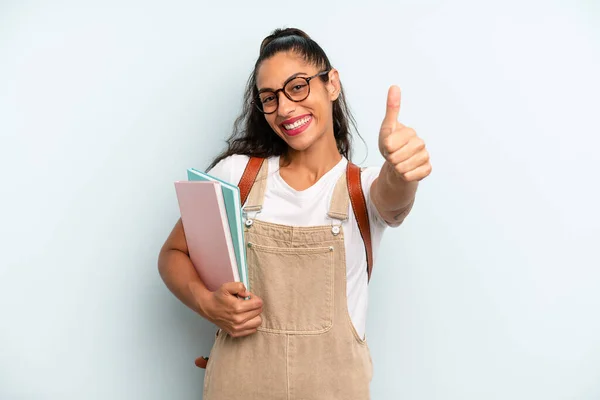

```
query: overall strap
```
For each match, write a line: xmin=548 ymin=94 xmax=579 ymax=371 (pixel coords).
xmin=327 ymin=169 xmax=349 ymax=221
xmin=347 ymin=162 xmax=374 ymax=282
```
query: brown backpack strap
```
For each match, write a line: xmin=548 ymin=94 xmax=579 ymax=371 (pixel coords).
xmin=347 ymin=162 xmax=374 ymax=282
xmin=195 ymin=356 xmax=208 ymax=369
xmin=238 ymin=157 xmax=265 ymax=205
xmin=195 ymin=329 xmax=220 ymax=369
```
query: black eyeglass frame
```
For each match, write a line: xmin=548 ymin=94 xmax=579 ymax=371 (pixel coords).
xmin=252 ymin=70 xmax=331 ymax=114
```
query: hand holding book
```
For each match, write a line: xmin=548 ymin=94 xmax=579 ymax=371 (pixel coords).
xmin=195 ymin=281 xmax=264 ymax=338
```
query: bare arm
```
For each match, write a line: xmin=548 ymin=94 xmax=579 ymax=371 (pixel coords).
xmin=157 ymin=218 xmax=263 ymax=337
xmin=157 ymin=218 xmax=212 ymax=317
xmin=370 ymin=161 xmax=418 ymax=225
xmin=373 ymin=85 xmax=431 ymax=225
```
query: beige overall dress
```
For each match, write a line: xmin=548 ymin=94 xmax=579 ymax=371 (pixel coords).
xmin=203 ymin=160 xmax=373 ymax=400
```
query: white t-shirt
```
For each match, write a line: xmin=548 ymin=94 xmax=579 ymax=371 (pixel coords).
xmin=208 ymin=154 xmax=393 ymax=339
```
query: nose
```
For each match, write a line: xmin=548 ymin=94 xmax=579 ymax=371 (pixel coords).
xmin=276 ymin=91 xmax=296 ymax=117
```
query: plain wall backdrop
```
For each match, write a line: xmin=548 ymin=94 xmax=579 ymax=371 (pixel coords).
xmin=1 ymin=1 xmax=599 ymax=399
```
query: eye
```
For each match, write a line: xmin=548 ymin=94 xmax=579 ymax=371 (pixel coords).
xmin=291 ymin=83 xmax=307 ymax=92
xmin=261 ymin=95 xmax=275 ymax=104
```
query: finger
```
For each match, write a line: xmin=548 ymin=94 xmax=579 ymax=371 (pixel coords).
xmin=232 ymin=299 xmax=263 ymax=320
xmin=232 ymin=307 xmax=263 ymax=326
xmin=232 ymin=294 xmax=263 ymax=313
xmin=230 ymin=315 xmax=263 ymax=337
xmin=229 ymin=327 xmax=259 ymax=338
xmin=381 ymin=126 xmax=414 ymax=158
xmin=400 ymin=162 xmax=432 ymax=182
xmin=386 ymin=135 xmax=425 ymax=165
xmin=392 ymin=150 xmax=430 ymax=176
xmin=380 ymin=85 xmax=402 ymax=135
xmin=242 ymin=314 xmax=263 ymax=330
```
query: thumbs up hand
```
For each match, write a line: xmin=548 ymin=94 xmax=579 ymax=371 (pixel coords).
xmin=379 ymin=86 xmax=431 ymax=182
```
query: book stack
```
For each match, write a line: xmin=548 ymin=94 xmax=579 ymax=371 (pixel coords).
xmin=174 ymin=169 xmax=248 ymax=293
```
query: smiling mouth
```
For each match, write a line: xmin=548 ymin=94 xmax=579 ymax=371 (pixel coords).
xmin=282 ymin=116 xmax=311 ymax=131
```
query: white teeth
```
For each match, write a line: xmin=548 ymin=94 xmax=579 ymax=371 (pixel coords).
xmin=283 ymin=116 xmax=310 ymax=130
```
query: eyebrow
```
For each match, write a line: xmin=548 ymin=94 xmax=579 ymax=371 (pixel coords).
xmin=257 ymin=72 xmax=309 ymax=93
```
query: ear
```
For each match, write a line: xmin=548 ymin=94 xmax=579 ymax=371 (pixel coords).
xmin=326 ymin=69 xmax=341 ymax=101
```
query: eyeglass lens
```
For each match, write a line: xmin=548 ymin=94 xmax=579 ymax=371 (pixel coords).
xmin=257 ymin=77 xmax=311 ymax=113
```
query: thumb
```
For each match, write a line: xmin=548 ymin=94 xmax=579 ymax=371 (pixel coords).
xmin=222 ymin=281 xmax=248 ymax=296
xmin=380 ymin=85 xmax=401 ymax=136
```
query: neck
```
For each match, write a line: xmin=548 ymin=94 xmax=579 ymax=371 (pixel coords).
xmin=280 ymin=131 xmax=342 ymax=183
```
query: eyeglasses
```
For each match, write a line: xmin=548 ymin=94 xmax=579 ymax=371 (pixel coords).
xmin=253 ymin=70 xmax=330 ymax=114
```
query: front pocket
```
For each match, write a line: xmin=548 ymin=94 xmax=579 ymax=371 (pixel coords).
xmin=247 ymin=242 xmax=334 ymax=334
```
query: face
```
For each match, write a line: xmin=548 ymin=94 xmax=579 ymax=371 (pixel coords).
xmin=255 ymin=51 xmax=340 ymax=152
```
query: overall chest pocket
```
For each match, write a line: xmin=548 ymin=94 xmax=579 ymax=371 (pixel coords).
xmin=247 ymin=242 xmax=334 ymax=334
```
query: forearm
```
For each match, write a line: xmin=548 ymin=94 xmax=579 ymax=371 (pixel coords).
xmin=371 ymin=161 xmax=418 ymax=224
xmin=158 ymin=248 xmax=212 ymax=319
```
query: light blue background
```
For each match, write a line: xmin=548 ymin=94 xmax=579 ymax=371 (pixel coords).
xmin=1 ymin=1 xmax=599 ymax=399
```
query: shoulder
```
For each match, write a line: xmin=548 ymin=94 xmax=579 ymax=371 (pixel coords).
xmin=206 ymin=154 xmax=251 ymax=185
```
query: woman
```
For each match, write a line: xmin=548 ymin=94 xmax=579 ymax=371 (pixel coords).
xmin=158 ymin=27 xmax=431 ymax=399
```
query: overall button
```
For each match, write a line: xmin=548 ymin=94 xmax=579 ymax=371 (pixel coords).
xmin=331 ymin=225 xmax=340 ymax=235
xmin=245 ymin=219 xmax=253 ymax=227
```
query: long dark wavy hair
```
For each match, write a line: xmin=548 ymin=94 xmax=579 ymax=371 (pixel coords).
xmin=206 ymin=27 xmax=362 ymax=171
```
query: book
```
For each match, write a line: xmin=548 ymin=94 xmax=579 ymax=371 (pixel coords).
xmin=174 ymin=180 xmax=240 ymax=292
xmin=186 ymin=168 xmax=249 ymax=290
